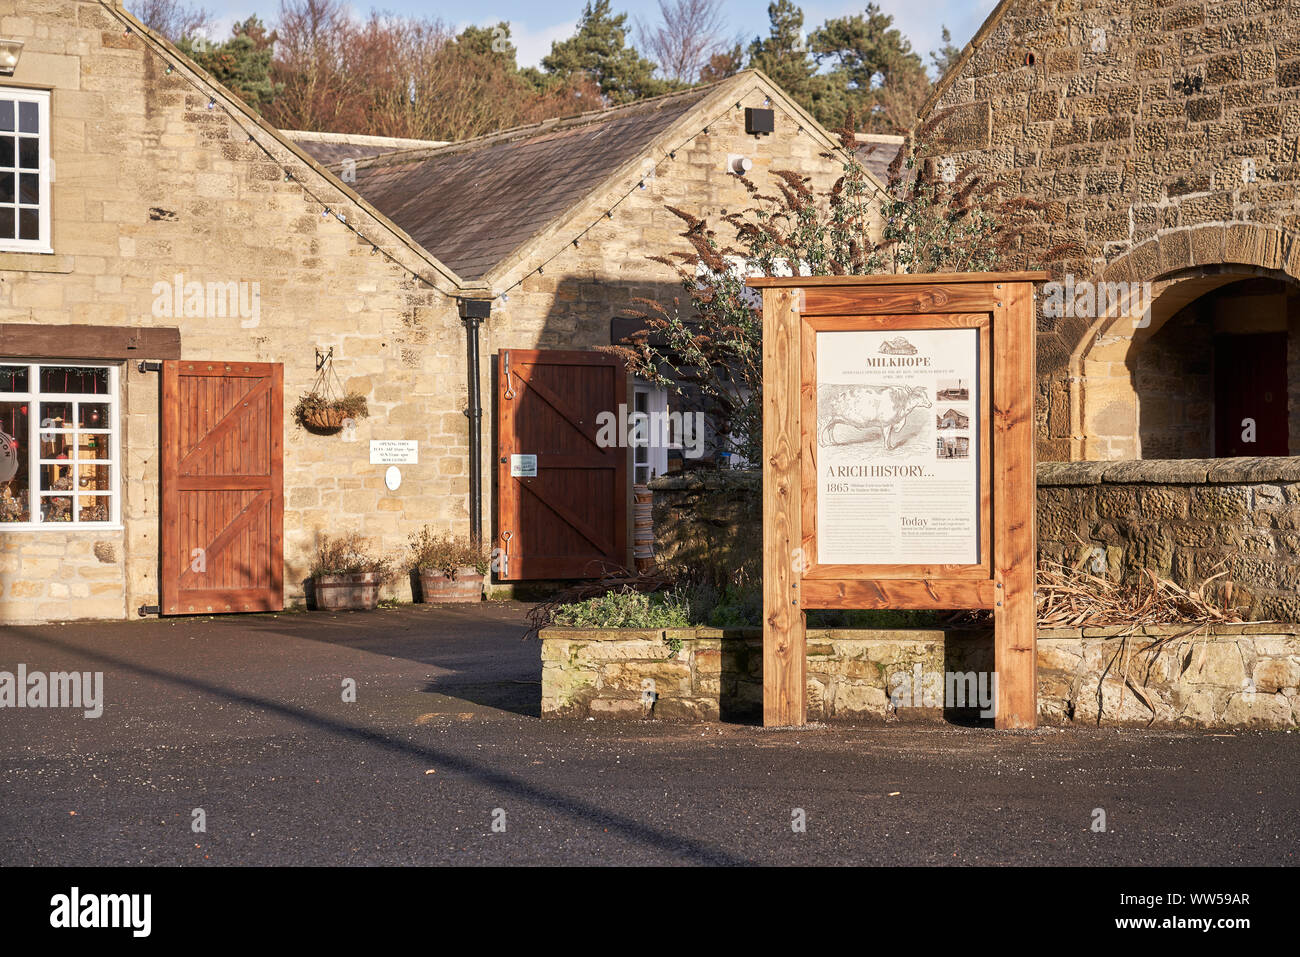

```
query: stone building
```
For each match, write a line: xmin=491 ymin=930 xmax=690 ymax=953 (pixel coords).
xmin=920 ymin=0 xmax=1300 ymax=462
xmin=0 ymin=0 xmax=859 ymax=623
xmin=923 ymin=0 xmax=1300 ymax=618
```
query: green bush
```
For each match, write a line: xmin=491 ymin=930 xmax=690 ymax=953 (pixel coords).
xmin=681 ymin=581 xmax=762 ymax=627
xmin=550 ymin=587 xmax=693 ymax=629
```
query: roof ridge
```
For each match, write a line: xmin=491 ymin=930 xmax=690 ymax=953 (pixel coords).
xmin=349 ymin=73 xmax=750 ymax=171
xmin=283 ymin=130 xmax=450 ymax=150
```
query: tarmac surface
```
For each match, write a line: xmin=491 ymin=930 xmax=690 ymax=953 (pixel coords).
xmin=1 ymin=603 xmax=1296 ymax=866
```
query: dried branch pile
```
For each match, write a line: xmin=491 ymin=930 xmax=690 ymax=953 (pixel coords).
xmin=1035 ymin=561 xmax=1255 ymax=630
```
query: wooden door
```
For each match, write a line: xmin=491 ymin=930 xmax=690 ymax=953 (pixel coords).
xmin=1215 ymin=332 xmax=1288 ymax=456
xmin=161 ymin=360 xmax=284 ymax=614
xmin=496 ymin=349 xmax=627 ymax=579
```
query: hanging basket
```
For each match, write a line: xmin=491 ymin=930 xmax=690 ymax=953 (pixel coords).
xmin=301 ymin=405 xmax=352 ymax=434
xmin=293 ymin=353 xmax=369 ymax=436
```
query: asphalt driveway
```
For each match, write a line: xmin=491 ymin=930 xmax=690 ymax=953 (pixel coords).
xmin=0 ymin=603 xmax=1296 ymax=866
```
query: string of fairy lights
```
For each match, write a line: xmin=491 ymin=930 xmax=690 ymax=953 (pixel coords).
xmin=105 ymin=4 xmax=835 ymax=306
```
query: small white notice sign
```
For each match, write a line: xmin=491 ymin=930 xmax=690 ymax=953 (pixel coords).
xmin=511 ymin=454 xmax=537 ymax=477
xmin=369 ymin=440 xmax=418 ymax=465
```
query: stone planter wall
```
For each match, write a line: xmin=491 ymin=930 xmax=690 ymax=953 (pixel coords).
xmin=541 ymin=624 xmax=1300 ymax=728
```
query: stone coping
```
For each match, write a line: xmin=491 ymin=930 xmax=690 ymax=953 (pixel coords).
xmin=1037 ymin=457 xmax=1300 ymax=486
xmin=648 ymin=471 xmax=760 ymax=491
xmin=540 ymin=622 xmax=1298 ymax=640
xmin=649 ymin=460 xmax=1300 ymax=489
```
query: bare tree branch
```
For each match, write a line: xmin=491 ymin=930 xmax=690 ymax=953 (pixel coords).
xmin=636 ymin=0 xmax=729 ymax=84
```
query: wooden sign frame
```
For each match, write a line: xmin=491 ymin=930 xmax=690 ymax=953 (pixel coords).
xmin=749 ymin=273 xmax=1046 ymax=730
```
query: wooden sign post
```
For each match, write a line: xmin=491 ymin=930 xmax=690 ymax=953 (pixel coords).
xmin=749 ymin=273 xmax=1046 ymax=730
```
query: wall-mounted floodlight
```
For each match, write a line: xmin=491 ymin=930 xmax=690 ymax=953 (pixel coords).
xmin=0 ymin=40 xmax=24 ymax=77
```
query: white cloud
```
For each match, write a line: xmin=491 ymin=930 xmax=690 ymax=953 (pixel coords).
xmin=470 ymin=18 xmax=576 ymax=69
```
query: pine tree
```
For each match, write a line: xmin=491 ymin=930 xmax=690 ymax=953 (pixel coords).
xmin=930 ymin=26 xmax=962 ymax=78
xmin=541 ymin=1 xmax=668 ymax=104
xmin=181 ymin=16 xmax=280 ymax=111
xmin=457 ymin=22 xmax=518 ymax=66
xmin=746 ymin=0 xmax=824 ymax=109
xmin=810 ymin=3 xmax=929 ymax=131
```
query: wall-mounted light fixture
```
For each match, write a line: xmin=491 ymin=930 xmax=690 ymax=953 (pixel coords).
xmin=0 ymin=39 xmax=24 ymax=77
xmin=745 ymin=107 xmax=774 ymax=135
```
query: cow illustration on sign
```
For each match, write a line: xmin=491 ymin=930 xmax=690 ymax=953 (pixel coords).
xmin=818 ymin=384 xmax=932 ymax=451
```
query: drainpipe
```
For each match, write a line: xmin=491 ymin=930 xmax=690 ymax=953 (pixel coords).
xmin=457 ymin=298 xmax=491 ymax=546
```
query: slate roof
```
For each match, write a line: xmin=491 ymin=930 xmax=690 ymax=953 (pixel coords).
xmin=283 ymin=131 xmax=449 ymax=167
xmin=337 ymin=86 xmax=714 ymax=281
xmin=854 ymin=133 xmax=904 ymax=183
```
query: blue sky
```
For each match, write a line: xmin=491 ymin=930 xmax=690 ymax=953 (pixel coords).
xmin=199 ymin=0 xmax=999 ymax=75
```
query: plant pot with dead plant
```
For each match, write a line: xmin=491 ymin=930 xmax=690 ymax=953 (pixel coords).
xmin=310 ymin=531 xmax=397 ymax=611
xmin=409 ymin=526 xmax=489 ymax=603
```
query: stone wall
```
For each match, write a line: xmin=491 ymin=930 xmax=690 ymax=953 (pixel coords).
xmin=541 ymin=623 xmax=1299 ymax=727
xmin=1038 ymin=457 xmax=1300 ymax=620
xmin=651 ymin=462 xmax=1300 ymax=622
xmin=921 ymin=0 xmax=1300 ymax=461
xmin=0 ymin=7 xmax=854 ymax=624
xmin=648 ymin=471 xmax=761 ymax=587
xmin=0 ymin=1 xmax=471 ymax=623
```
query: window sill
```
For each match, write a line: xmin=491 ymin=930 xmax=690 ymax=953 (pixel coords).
xmin=0 ymin=524 xmax=123 ymax=533
xmin=0 ymin=250 xmax=69 ymax=273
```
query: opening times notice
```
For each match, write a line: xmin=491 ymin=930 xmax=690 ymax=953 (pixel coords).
xmin=815 ymin=328 xmax=980 ymax=566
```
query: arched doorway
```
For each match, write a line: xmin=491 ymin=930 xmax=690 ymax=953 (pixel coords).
xmin=1067 ymin=225 xmax=1300 ymax=462
xmin=1136 ymin=277 xmax=1297 ymax=458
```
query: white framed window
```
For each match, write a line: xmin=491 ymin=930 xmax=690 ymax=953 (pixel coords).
xmin=0 ymin=88 xmax=52 ymax=254
xmin=0 ymin=362 xmax=120 ymax=528
xmin=632 ymin=381 xmax=670 ymax=485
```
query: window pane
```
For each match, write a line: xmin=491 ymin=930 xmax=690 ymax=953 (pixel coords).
xmin=40 ymin=367 xmax=109 ymax=396
xmin=0 ymin=208 xmax=12 ymax=239
xmin=39 ymin=400 xmax=72 ymax=429
xmin=73 ymin=440 xmax=105 ymax=461
xmin=0 ymin=136 xmax=12 ymax=168
xmin=18 ymin=101 xmax=37 ymax=134
xmin=76 ymin=462 xmax=111 ymax=493
xmin=77 ymin=403 xmax=110 ymax=429
xmin=18 ymin=136 xmax=36 ymax=169
xmin=0 ymin=173 xmax=12 ymax=204
xmin=0 ymin=101 xmax=12 ymax=132
xmin=78 ymin=496 xmax=110 ymax=523
xmin=0 ymin=400 xmax=29 ymax=523
xmin=0 ymin=365 xmax=27 ymax=392
xmin=41 ymin=459 xmax=73 ymax=491
xmin=40 ymin=495 xmax=72 ymax=522
xmin=18 ymin=206 xmax=37 ymax=240
xmin=19 ymin=172 xmax=36 ymax=204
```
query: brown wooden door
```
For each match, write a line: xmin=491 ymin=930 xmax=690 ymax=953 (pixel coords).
xmin=497 ymin=349 xmax=627 ymax=579
xmin=161 ymin=360 xmax=284 ymax=614
xmin=1215 ymin=333 xmax=1288 ymax=456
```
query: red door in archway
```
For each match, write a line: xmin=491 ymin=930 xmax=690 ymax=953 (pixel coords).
xmin=1214 ymin=332 xmax=1288 ymax=456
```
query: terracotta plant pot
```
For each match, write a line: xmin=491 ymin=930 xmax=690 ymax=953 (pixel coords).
xmin=313 ymin=571 xmax=382 ymax=611
xmin=419 ymin=566 xmax=483 ymax=603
